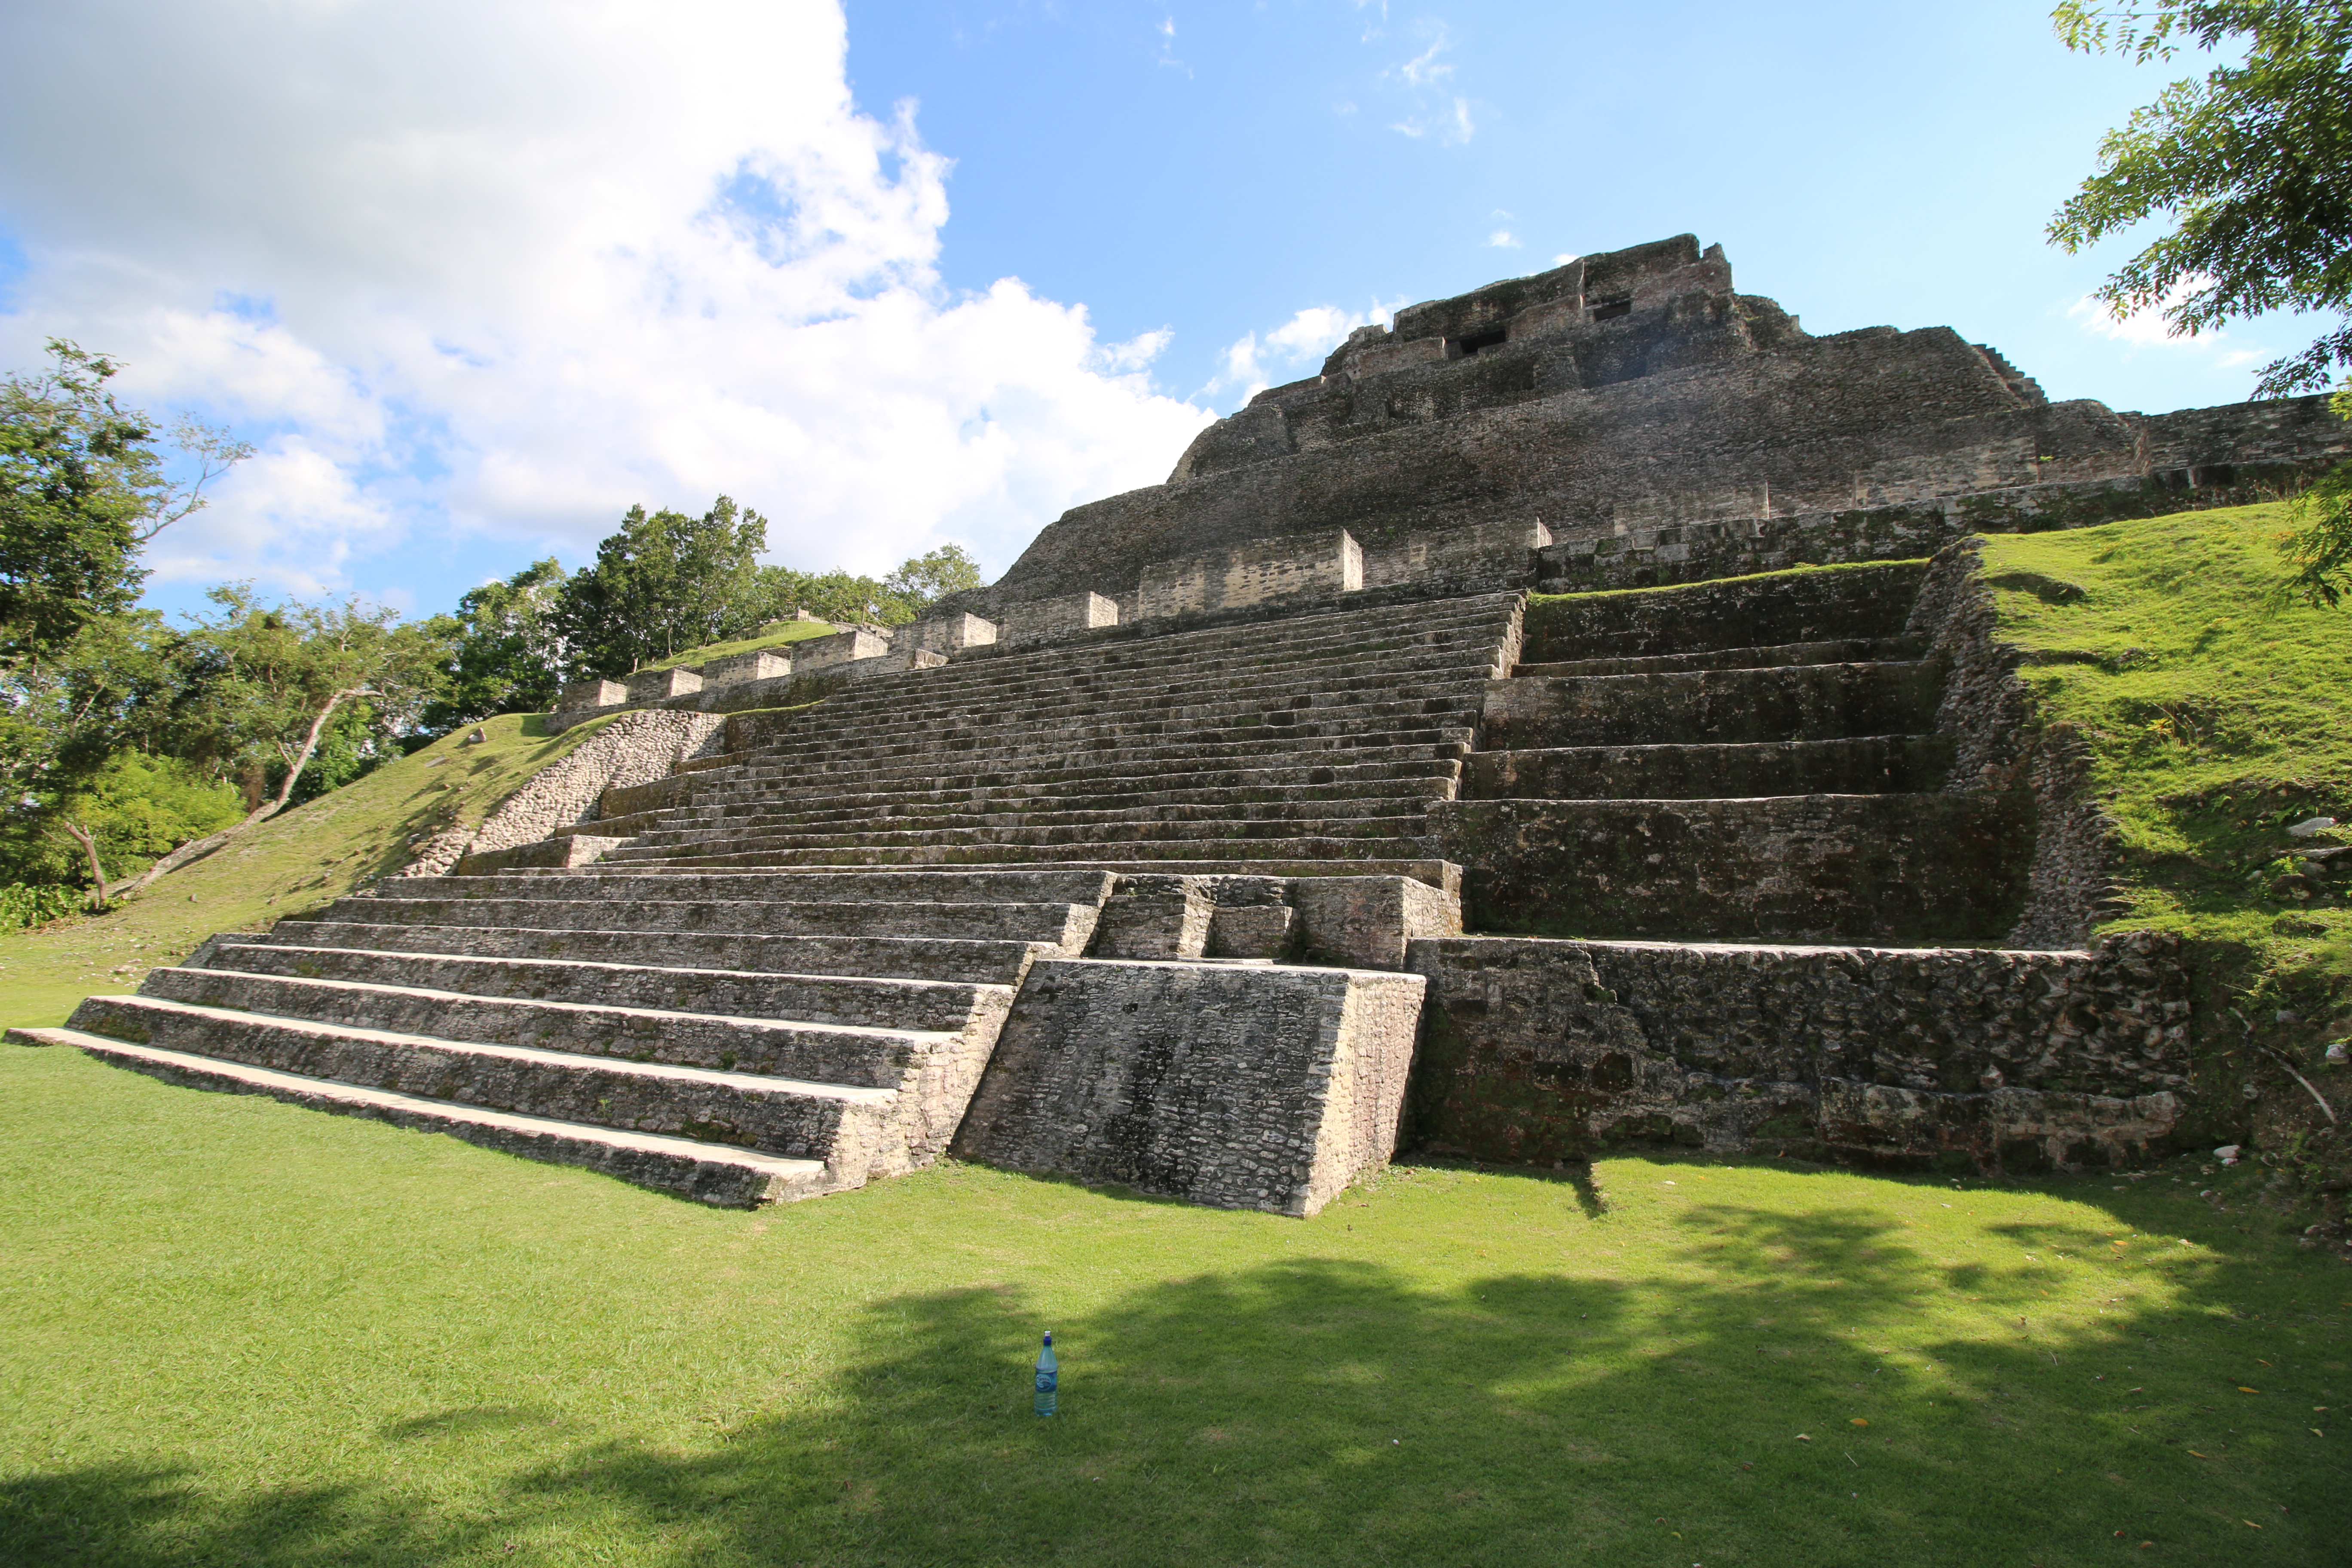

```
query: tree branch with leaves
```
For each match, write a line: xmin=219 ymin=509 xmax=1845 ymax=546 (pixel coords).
xmin=2049 ymin=0 xmax=2352 ymax=396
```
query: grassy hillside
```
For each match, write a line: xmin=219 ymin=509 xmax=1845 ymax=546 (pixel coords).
xmin=0 ymin=713 xmax=618 ymax=1029
xmin=638 ymin=615 xmax=840 ymax=672
xmin=3 ymin=1044 xmax=2345 ymax=1567
xmin=1979 ymin=503 xmax=2350 ymax=1184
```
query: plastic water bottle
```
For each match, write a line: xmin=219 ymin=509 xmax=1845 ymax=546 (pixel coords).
xmin=1033 ymin=1331 xmax=1058 ymax=1417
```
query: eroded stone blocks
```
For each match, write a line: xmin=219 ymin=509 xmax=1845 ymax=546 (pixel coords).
xmin=954 ymin=958 xmax=1427 ymax=1215
xmin=1135 ymin=530 xmax=1363 ymax=621
xmin=1001 ymin=591 xmax=1118 ymax=648
xmin=793 ymin=628 xmax=892 ymax=670
xmin=907 ymin=612 xmax=998 ymax=652
xmin=698 ymin=651 xmax=791 ymax=688
xmin=626 ymin=667 xmax=702 ymax=703
xmin=556 ymin=678 xmax=628 ymax=712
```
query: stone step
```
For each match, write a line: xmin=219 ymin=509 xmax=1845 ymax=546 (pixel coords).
xmin=617 ymin=838 xmax=1448 ymax=876
xmin=729 ymin=670 xmax=1492 ymax=736
xmin=706 ymin=735 xmax=1482 ymax=799
xmin=716 ymin=700 xmax=1486 ymax=768
xmin=64 ymin=993 xmax=906 ymax=1173
xmin=1516 ymin=635 xmax=1927 ymax=679
xmin=143 ymin=965 xmax=946 ymax=1090
xmin=9 ymin=1027 xmax=830 ymax=1207
xmin=603 ymin=815 xmax=1432 ymax=861
xmin=1434 ymin=793 xmax=2029 ymax=944
xmin=609 ymin=753 xmax=1460 ymax=820
xmin=392 ymin=868 xmax=1119 ymax=909
xmin=682 ymin=736 xmax=1472 ymax=799
xmin=311 ymin=894 xmax=1097 ymax=948
xmin=1480 ymin=662 xmax=1940 ymax=749
xmin=210 ymin=943 xmax=1007 ymax=1034
xmin=1466 ymin=735 xmax=1953 ymax=800
xmin=1521 ymin=561 xmax=1928 ymax=663
xmin=572 ymin=856 xmax=1465 ymax=893
xmin=623 ymin=792 xmax=1450 ymax=848
xmin=253 ymin=921 xmax=1057 ymax=986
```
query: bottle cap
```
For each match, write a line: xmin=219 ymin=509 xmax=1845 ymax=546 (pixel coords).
xmin=1043 ymin=1331 xmax=1053 ymax=1345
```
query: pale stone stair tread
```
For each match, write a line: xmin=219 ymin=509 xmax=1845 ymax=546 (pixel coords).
xmin=12 ymin=1026 xmax=831 ymax=1207
xmin=1515 ymin=634 xmax=1928 ymax=678
xmin=144 ymin=966 xmax=952 ymax=1087
xmin=74 ymin=993 xmax=898 ymax=1104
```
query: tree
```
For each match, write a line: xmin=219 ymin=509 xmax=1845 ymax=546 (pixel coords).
xmin=2279 ymin=382 xmax=2352 ymax=604
xmin=555 ymin=497 xmax=769 ymax=678
xmin=419 ymin=557 xmax=570 ymax=731
xmin=2048 ymin=1 xmax=2352 ymax=396
xmin=752 ymin=545 xmax=988 ymax=629
xmin=0 ymin=340 xmax=250 ymax=665
xmin=109 ymin=588 xmax=452 ymax=895
xmin=882 ymin=544 xmax=986 ymax=617
xmin=0 ymin=608 xmax=203 ymax=904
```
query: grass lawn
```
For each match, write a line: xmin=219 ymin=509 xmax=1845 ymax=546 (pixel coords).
xmin=4 ymin=1043 xmax=2348 ymax=1566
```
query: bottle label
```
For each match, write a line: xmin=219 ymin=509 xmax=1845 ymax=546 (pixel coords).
xmin=1035 ymin=1372 xmax=1057 ymax=1393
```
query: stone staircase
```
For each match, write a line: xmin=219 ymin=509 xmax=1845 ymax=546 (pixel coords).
xmin=21 ymin=594 xmax=1522 ymax=1207
xmin=23 ymin=868 xmax=1113 ymax=1204
xmin=1437 ymin=560 xmax=2024 ymax=943
xmin=542 ymin=590 xmax=1523 ymax=882
xmin=1415 ymin=560 xmax=2191 ymax=1171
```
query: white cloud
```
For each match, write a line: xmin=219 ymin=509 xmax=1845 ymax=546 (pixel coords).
xmin=1377 ymin=19 xmax=1476 ymax=144
xmin=1487 ymin=230 xmax=1521 ymax=249
xmin=1205 ymin=302 xmax=1400 ymax=406
xmin=0 ymin=0 xmax=1213 ymax=599
xmin=2066 ymin=274 xmax=2265 ymax=365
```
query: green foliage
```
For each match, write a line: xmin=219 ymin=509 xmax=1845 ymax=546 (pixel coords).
xmin=418 ymin=557 xmax=570 ymax=731
xmin=556 ymin=498 xmax=770 ymax=677
xmin=0 ymin=750 xmax=242 ymax=890
xmin=0 ymin=882 xmax=83 ymax=931
xmin=2280 ymin=457 xmax=2352 ymax=604
xmin=751 ymin=545 xmax=983 ymax=628
xmin=0 ymin=341 xmax=249 ymax=664
xmin=2049 ymin=0 xmax=2352 ymax=395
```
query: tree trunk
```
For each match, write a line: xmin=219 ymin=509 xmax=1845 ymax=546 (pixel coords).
xmin=115 ymin=688 xmax=369 ymax=897
xmin=56 ymin=818 xmax=112 ymax=911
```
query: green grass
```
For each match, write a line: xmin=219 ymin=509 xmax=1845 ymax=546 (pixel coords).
xmin=1979 ymin=503 xmax=2350 ymax=970
xmin=4 ymin=1044 xmax=2347 ymax=1565
xmin=639 ymin=617 xmax=841 ymax=672
xmin=0 ymin=714 xmax=618 ymax=1029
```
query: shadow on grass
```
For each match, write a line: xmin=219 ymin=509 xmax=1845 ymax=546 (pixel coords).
xmin=5 ymin=1197 xmax=2346 ymax=1566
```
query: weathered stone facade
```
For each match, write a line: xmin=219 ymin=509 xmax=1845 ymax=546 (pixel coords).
xmin=34 ymin=232 xmax=2299 ymax=1207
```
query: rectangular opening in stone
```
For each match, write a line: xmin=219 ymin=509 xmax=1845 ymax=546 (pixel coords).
xmin=1450 ymin=327 xmax=1508 ymax=358
xmin=1589 ymin=296 xmax=1632 ymax=322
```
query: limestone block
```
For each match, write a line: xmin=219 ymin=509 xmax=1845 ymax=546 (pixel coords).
xmin=454 ymin=834 xmax=625 ymax=876
xmin=836 ymin=646 xmax=949 ymax=682
xmin=953 ymin=959 xmax=1429 ymax=1216
xmin=625 ymin=667 xmax=702 ymax=703
xmin=696 ymin=650 xmax=790 ymax=688
xmin=1134 ymin=530 xmax=1363 ymax=622
xmin=1090 ymin=875 xmax=1211 ymax=960
xmin=1341 ymin=336 xmax=1447 ymax=381
xmin=907 ymin=612 xmax=998 ymax=652
xmin=1290 ymin=876 xmax=1461 ymax=971
xmin=1000 ymin=591 xmax=1118 ymax=648
xmin=1363 ymin=518 xmax=1551 ymax=597
xmin=555 ymin=678 xmax=627 ymax=712
xmin=1206 ymin=904 xmax=1293 ymax=960
xmin=793 ymin=628 xmax=892 ymax=670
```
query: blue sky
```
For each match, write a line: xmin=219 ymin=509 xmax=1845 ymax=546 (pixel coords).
xmin=0 ymin=1 xmax=2304 ymax=624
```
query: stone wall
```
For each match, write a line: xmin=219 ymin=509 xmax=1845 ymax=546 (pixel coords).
xmin=1907 ymin=538 xmax=2126 ymax=948
xmin=1406 ymin=931 xmax=2192 ymax=1173
xmin=399 ymin=709 xmax=729 ymax=877
xmin=953 ymin=958 xmax=1427 ymax=1215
